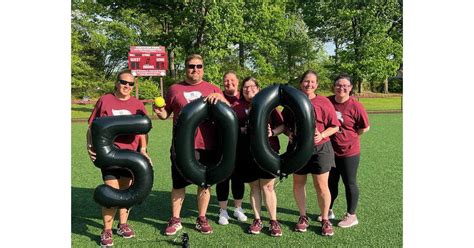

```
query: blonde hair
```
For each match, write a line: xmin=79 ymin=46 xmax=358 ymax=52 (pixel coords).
xmin=185 ymin=54 xmax=203 ymax=65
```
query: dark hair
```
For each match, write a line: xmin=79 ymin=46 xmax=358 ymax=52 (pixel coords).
xmin=333 ymin=73 xmax=354 ymax=95
xmin=116 ymin=69 xmax=134 ymax=82
xmin=239 ymin=76 xmax=260 ymax=97
xmin=223 ymin=70 xmax=238 ymax=80
xmin=299 ymin=70 xmax=318 ymax=84
xmin=185 ymin=54 xmax=203 ymax=66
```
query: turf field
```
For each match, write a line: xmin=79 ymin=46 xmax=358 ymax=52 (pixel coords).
xmin=71 ymin=113 xmax=402 ymax=247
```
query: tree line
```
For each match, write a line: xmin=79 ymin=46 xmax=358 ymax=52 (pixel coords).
xmin=72 ymin=0 xmax=403 ymax=99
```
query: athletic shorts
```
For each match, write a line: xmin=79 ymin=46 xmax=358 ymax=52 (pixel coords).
xmin=294 ymin=141 xmax=335 ymax=175
xmin=171 ymin=148 xmax=220 ymax=189
xmin=101 ymin=167 xmax=133 ymax=181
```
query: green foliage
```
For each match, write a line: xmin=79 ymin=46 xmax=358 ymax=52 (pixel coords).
xmin=71 ymin=0 xmax=402 ymax=98
xmin=137 ymin=79 xmax=160 ymax=100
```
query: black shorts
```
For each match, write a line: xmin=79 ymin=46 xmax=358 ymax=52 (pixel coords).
xmin=101 ymin=167 xmax=133 ymax=181
xmin=294 ymin=141 xmax=335 ymax=175
xmin=171 ymin=148 xmax=220 ymax=189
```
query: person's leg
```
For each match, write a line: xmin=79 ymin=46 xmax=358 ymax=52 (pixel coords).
xmin=197 ymin=186 xmax=211 ymax=217
xmin=313 ymin=172 xmax=331 ymax=220
xmin=249 ymin=180 xmax=262 ymax=220
xmin=328 ymin=165 xmax=341 ymax=209
xmin=339 ymin=155 xmax=360 ymax=214
xmin=102 ymin=178 xmax=119 ymax=230
xmin=260 ymin=178 xmax=277 ymax=220
xmin=216 ymin=178 xmax=230 ymax=210
xmin=117 ymin=177 xmax=133 ymax=225
xmin=292 ymin=174 xmax=308 ymax=216
xmin=231 ymin=175 xmax=245 ymax=208
xmin=171 ymin=187 xmax=186 ymax=218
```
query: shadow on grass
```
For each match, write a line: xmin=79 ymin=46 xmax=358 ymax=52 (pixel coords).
xmin=72 ymin=186 xmax=201 ymax=243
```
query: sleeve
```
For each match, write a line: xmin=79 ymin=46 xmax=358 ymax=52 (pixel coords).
xmin=137 ymin=100 xmax=147 ymax=115
xmin=271 ymin=108 xmax=284 ymax=127
xmin=88 ymin=97 xmax=103 ymax=125
xmin=325 ymin=101 xmax=340 ymax=128
xmin=355 ymin=101 xmax=370 ymax=129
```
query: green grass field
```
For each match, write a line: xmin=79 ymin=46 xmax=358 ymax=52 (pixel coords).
xmin=71 ymin=113 xmax=402 ymax=247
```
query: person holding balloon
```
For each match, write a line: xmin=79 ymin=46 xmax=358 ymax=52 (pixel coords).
xmin=153 ymin=54 xmax=229 ymax=236
xmin=86 ymin=69 xmax=151 ymax=248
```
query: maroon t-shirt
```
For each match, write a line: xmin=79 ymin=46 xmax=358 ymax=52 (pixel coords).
xmin=224 ymin=92 xmax=240 ymax=105
xmin=232 ymin=99 xmax=283 ymax=152
xmin=165 ymin=81 xmax=223 ymax=150
xmin=88 ymin=93 xmax=147 ymax=151
xmin=283 ymin=95 xmax=339 ymax=146
xmin=328 ymin=96 xmax=370 ymax=157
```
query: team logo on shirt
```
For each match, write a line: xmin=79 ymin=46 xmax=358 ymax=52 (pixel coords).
xmin=112 ymin=109 xmax=133 ymax=116
xmin=183 ymin=91 xmax=202 ymax=103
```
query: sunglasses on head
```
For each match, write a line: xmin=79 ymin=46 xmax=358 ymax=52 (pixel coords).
xmin=119 ymin=79 xmax=135 ymax=86
xmin=187 ymin=64 xmax=203 ymax=69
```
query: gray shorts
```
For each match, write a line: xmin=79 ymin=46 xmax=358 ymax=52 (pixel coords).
xmin=294 ymin=141 xmax=335 ymax=175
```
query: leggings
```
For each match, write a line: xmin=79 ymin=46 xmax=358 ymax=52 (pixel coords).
xmin=216 ymin=174 xmax=245 ymax=202
xmin=328 ymin=154 xmax=360 ymax=214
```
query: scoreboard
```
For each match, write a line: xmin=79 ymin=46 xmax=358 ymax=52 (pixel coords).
xmin=128 ymin=46 xmax=168 ymax=76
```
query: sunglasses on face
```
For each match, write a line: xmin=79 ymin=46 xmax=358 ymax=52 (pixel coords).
xmin=187 ymin=64 xmax=203 ymax=70
xmin=119 ymin=79 xmax=135 ymax=87
xmin=335 ymin=84 xmax=351 ymax=89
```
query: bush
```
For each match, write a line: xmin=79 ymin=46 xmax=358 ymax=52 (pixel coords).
xmin=388 ymin=77 xmax=403 ymax=93
xmin=136 ymin=79 xmax=161 ymax=100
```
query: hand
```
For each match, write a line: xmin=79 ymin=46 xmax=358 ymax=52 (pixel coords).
xmin=204 ymin=93 xmax=224 ymax=105
xmin=87 ymin=144 xmax=96 ymax=162
xmin=267 ymin=124 xmax=273 ymax=137
xmin=240 ymin=126 xmax=247 ymax=134
xmin=313 ymin=130 xmax=323 ymax=144
xmin=288 ymin=132 xmax=294 ymax=143
xmin=152 ymin=104 xmax=166 ymax=115
xmin=140 ymin=148 xmax=153 ymax=167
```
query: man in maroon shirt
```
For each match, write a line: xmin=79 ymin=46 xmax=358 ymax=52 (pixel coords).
xmin=153 ymin=54 xmax=229 ymax=235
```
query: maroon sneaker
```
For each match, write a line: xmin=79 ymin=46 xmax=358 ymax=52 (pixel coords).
xmin=100 ymin=229 xmax=113 ymax=247
xmin=165 ymin=217 xmax=183 ymax=236
xmin=248 ymin=219 xmax=263 ymax=234
xmin=295 ymin=215 xmax=309 ymax=232
xmin=117 ymin=223 xmax=135 ymax=238
xmin=269 ymin=220 xmax=282 ymax=237
xmin=321 ymin=219 xmax=334 ymax=236
xmin=195 ymin=216 xmax=213 ymax=234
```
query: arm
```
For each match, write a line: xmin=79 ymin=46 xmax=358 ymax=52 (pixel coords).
xmin=314 ymin=125 xmax=339 ymax=143
xmin=86 ymin=126 xmax=96 ymax=161
xmin=139 ymin=134 xmax=153 ymax=166
xmin=358 ymin=126 xmax=370 ymax=135
xmin=268 ymin=124 xmax=286 ymax=137
xmin=152 ymin=105 xmax=170 ymax=120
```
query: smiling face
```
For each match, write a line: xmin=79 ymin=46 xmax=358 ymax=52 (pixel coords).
xmin=223 ymin=73 xmax=239 ymax=96
xmin=185 ymin=58 xmax=204 ymax=85
xmin=242 ymin=79 xmax=259 ymax=102
xmin=300 ymin=72 xmax=318 ymax=98
xmin=115 ymin=72 xmax=135 ymax=98
xmin=334 ymin=78 xmax=352 ymax=99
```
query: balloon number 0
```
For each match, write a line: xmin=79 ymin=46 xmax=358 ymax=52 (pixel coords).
xmin=91 ymin=115 xmax=153 ymax=209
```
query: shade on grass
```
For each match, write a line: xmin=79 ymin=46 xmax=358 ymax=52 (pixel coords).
xmin=72 ymin=113 xmax=402 ymax=247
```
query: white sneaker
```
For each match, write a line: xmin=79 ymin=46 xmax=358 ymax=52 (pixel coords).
xmin=317 ymin=209 xmax=335 ymax=222
xmin=218 ymin=209 xmax=230 ymax=225
xmin=233 ymin=207 xmax=248 ymax=222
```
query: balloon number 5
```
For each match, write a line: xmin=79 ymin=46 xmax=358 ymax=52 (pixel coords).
xmin=91 ymin=115 xmax=153 ymax=209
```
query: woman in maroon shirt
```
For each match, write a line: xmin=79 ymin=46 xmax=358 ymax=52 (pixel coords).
xmin=328 ymin=73 xmax=370 ymax=228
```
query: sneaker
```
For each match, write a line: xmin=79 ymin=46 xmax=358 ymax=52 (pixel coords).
xmin=116 ymin=223 xmax=135 ymax=238
xmin=317 ymin=209 xmax=336 ymax=222
xmin=321 ymin=219 xmax=334 ymax=236
xmin=195 ymin=216 xmax=213 ymax=234
xmin=269 ymin=220 xmax=282 ymax=237
xmin=100 ymin=229 xmax=113 ymax=247
xmin=218 ymin=209 xmax=230 ymax=225
xmin=233 ymin=207 xmax=248 ymax=222
xmin=165 ymin=217 xmax=183 ymax=236
xmin=295 ymin=215 xmax=309 ymax=232
xmin=248 ymin=219 xmax=263 ymax=234
xmin=338 ymin=213 xmax=359 ymax=228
